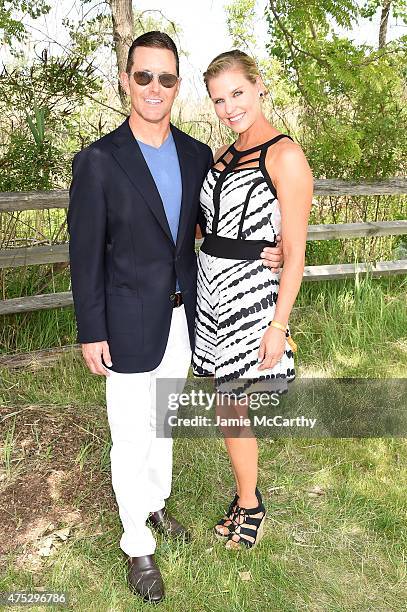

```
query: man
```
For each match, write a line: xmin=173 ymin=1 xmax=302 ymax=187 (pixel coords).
xmin=68 ymin=31 xmax=283 ymax=604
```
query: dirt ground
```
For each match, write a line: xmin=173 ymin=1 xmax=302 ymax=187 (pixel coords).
xmin=0 ymin=405 xmax=115 ymax=569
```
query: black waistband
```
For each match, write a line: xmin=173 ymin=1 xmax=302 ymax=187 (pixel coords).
xmin=200 ymin=234 xmax=276 ymax=260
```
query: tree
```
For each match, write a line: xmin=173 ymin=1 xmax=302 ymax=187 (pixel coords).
xmin=63 ymin=2 xmax=183 ymax=109
xmin=379 ymin=1 xmax=392 ymax=48
xmin=107 ymin=0 xmax=134 ymax=107
xmin=0 ymin=1 xmax=185 ymax=194
xmin=263 ymin=0 xmax=407 ymax=181
xmin=361 ymin=0 xmax=407 ymax=49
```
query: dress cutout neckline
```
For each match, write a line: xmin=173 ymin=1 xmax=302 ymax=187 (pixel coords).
xmin=230 ymin=134 xmax=291 ymax=156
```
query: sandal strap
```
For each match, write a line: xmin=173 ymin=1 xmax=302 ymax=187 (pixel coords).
xmin=242 ymin=515 xmax=263 ymax=526
xmin=236 ymin=526 xmax=259 ymax=538
xmin=226 ymin=494 xmax=239 ymax=516
xmin=246 ymin=503 xmax=265 ymax=515
xmin=214 ymin=493 xmax=239 ymax=533
xmin=232 ymin=503 xmax=265 ymax=520
xmin=215 ymin=492 xmax=264 ymax=538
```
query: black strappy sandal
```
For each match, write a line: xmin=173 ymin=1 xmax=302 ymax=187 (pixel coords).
xmin=213 ymin=492 xmax=239 ymax=539
xmin=214 ymin=487 xmax=262 ymax=540
xmin=225 ymin=492 xmax=266 ymax=549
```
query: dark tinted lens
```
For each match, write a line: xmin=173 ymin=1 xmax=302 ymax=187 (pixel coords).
xmin=158 ymin=73 xmax=178 ymax=88
xmin=133 ymin=71 xmax=153 ymax=86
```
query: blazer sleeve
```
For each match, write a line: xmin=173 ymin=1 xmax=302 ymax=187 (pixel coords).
xmin=67 ymin=148 xmax=108 ymax=343
xmin=197 ymin=146 xmax=214 ymax=237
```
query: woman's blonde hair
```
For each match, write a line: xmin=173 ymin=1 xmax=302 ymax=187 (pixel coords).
xmin=203 ymin=50 xmax=261 ymax=94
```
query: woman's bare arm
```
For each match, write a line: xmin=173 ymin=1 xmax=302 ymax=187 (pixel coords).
xmin=258 ymin=141 xmax=313 ymax=370
xmin=270 ymin=141 xmax=313 ymax=325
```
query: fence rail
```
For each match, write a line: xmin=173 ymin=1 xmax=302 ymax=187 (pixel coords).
xmin=0 ymin=181 xmax=406 ymax=317
xmin=1 ymin=178 xmax=407 ymax=212
xmin=1 ymin=258 xmax=406 ymax=316
xmin=2 ymin=221 xmax=406 ymax=269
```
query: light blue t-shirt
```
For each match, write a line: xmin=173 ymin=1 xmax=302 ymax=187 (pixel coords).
xmin=137 ymin=132 xmax=182 ymax=291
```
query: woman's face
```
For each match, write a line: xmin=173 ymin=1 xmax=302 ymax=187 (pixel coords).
xmin=207 ymin=68 xmax=263 ymax=134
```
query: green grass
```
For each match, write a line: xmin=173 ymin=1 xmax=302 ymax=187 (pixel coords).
xmin=293 ymin=274 xmax=407 ymax=377
xmin=0 ymin=270 xmax=406 ymax=611
xmin=0 ymin=423 xmax=406 ymax=611
xmin=1 ymin=273 xmax=406 ymax=376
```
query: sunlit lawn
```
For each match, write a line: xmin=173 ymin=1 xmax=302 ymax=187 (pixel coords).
xmin=0 ymin=274 xmax=406 ymax=611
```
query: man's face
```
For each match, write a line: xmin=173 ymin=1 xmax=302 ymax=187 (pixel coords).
xmin=121 ymin=46 xmax=180 ymax=124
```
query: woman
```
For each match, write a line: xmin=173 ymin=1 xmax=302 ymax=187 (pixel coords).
xmin=192 ymin=50 xmax=313 ymax=549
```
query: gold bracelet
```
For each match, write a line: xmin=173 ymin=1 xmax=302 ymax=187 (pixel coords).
xmin=269 ymin=320 xmax=287 ymax=332
xmin=268 ymin=320 xmax=298 ymax=352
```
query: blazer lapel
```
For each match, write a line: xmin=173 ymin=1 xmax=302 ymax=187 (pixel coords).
xmin=111 ymin=118 xmax=173 ymax=243
xmin=171 ymin=124 xmax=198 ymax=252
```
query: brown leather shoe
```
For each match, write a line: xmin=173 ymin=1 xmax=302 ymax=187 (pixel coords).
xmin=128 ymin=554 xmax=164 ymax=604
xmin=147 ymin=507 xmax=191 ymax=542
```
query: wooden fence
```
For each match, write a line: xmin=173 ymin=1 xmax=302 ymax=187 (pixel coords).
xmin=0 ymin=179 xmax=406 ymax=318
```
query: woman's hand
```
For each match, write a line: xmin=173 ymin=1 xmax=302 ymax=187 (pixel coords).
xmin=260 ymin=234 xmax=284 ymax=272
xmin=258 ymin=325 xmax=286 ymax=371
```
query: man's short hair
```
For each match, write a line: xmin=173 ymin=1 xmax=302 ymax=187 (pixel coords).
xmin=126 ymin=31 xmax=180 ymax=75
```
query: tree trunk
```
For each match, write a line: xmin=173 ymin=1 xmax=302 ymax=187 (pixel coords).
xmin=108 ymin=0 xmax=134 ymax=108
xmin=379 ymin=1 xmax=391 ymax=49
xmin=307 ymin=16 xmax=318 ymax=41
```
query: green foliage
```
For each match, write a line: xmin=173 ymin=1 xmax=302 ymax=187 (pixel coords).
xmin=361 ymin=0 xmax=407 ymax=22
xmin=0 ymin=4 xmax=185 ymax=196
xmin=25 ymin=104 xmax=44 ymax=147
xmin=62 ymin=12 xmax=114 ymax=63
xmin=134 ymin=10 xmax=183 ymax=44
xmin=225 ymin=0 xmax=257 ymax=48
xmin=62 ymin=7 xmax=184 ymax=70
xmin=262 ymin=1 xmax=407 ymax=181
xmin=0 ymin=54 xmax=100 ymax=112
xmin=0 ymin=0 xmax=50 ymax=44
xmin=0 ymin=128 xmax=59 ymax=191
xmin=0 ymin=52 xmax=102 ymax=191
xmin=225 ymin=1 xmax=406 ymax=183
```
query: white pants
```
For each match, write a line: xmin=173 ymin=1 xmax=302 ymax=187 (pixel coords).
xmin=105 ymin=305 xmax=192 ymax=557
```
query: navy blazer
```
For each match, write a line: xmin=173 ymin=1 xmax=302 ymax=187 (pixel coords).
xmin=67 ymin=117 xmax=213 ymax=373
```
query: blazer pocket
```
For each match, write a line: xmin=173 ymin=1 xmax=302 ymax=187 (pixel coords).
xmin=107 ymin=286 xmax=139 ymax=297
xmin=106 ymin=294 xmax=143 ymax=346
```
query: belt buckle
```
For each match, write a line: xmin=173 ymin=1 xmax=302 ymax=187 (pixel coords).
xmin=170 ymin=292 xmax=182 ymax=308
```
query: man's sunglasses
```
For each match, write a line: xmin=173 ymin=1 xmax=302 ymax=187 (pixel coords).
xmin=131 ymin=70 xmax=179 ymax=88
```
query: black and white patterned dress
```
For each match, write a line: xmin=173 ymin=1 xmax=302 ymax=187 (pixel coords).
xmin=192 ymin=135 xmax=296 ymax=392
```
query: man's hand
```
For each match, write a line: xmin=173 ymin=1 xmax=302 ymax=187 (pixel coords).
xmin=260 ymin=234 xmax=284 ymax=271
xmin=82 ymin=341 xmax=112 ymax=376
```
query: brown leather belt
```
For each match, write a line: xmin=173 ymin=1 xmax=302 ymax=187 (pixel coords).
xmin=170 ymin=292 xmax=183 ymax=308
